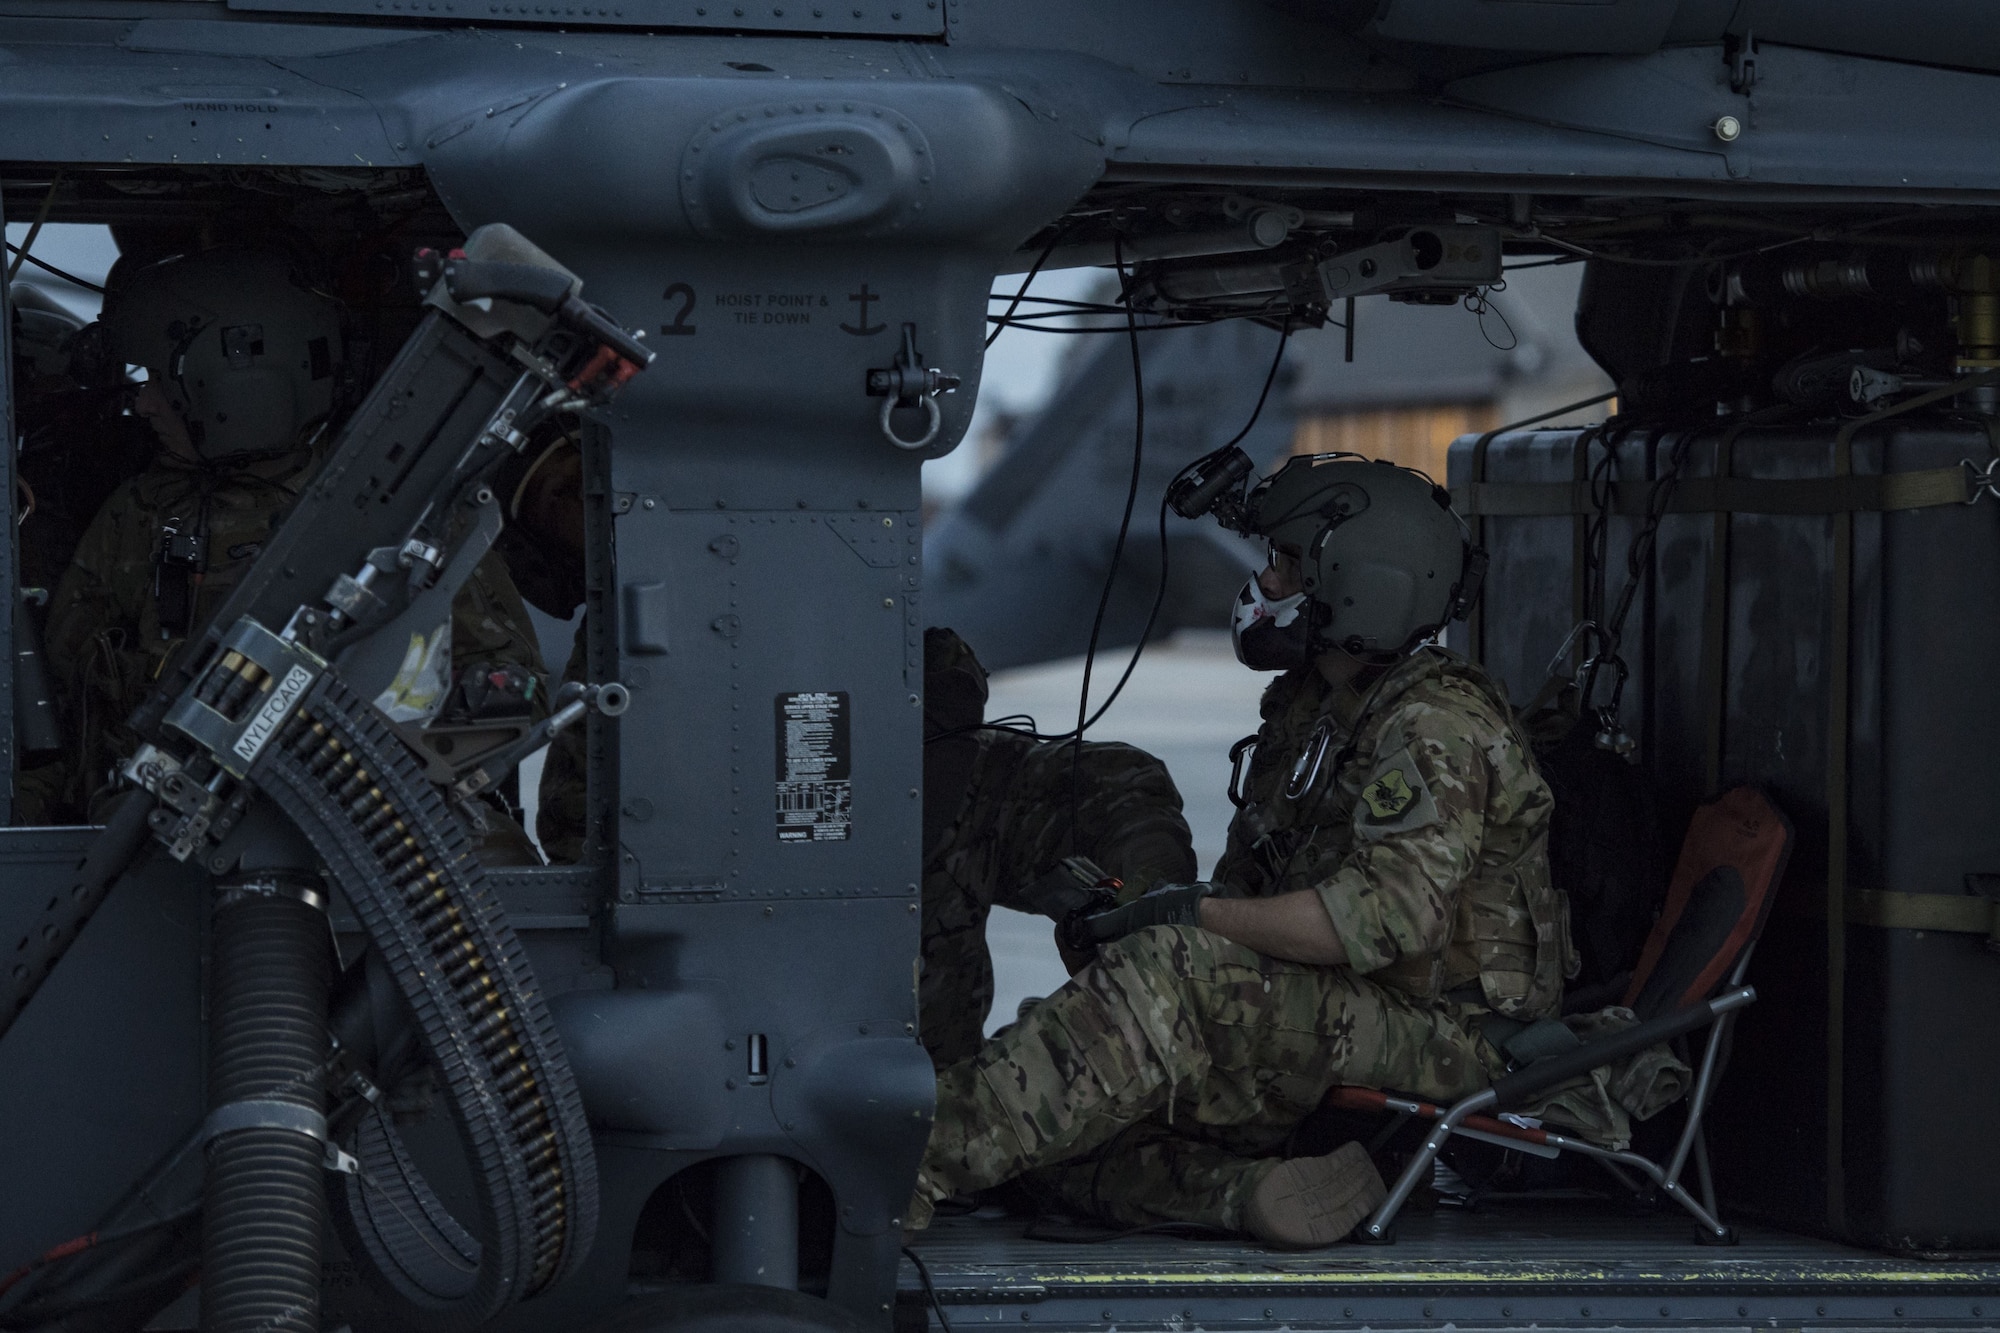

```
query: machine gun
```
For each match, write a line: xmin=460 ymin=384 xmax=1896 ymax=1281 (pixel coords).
xmin=0 ymin=224 xmax=652 ymax=1330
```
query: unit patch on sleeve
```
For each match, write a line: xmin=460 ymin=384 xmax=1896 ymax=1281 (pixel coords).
xmin=1362 ymin=767 xmax=1416 ymax=819
xmin=1355 ymin=745 xmax=1440 ymax=840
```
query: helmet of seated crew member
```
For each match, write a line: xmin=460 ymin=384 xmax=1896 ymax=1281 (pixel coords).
xmin=1235 ymin=453 xmax=1471 ymax=668
xmin=102 ymin=248 xmax=343 ymax=462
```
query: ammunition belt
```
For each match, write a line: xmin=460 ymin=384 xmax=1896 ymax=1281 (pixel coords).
xmin=255 ymin=671 xmax=596 ymax=1327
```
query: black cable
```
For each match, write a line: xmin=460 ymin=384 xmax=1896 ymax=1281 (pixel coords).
xmin=1076 ymin=316 xmax=1293 ymax=735
xmin=0 ymin=1207 xmax=196 ymax=1304
xmin=993 ymin=295 xmax=1300 ymax=322
xmin=986 ymin=316 xmax=1235 ymax=334
xmin=0 ymin=1118 xmax=206 ymax=1312
xmin=1472 ymin=389 xmax=1621 ymax=450
xmin=989 ymin=295 xmax=1134 ymax=315
xmin=990 ymin=305 xmax=1256 ymax=322
xmin=3 ymin=243 xmax=106 ymax=294
xmin=947 ymin=319 xmax=1293 ymax=751
xmin=1508 ymin=228 xmax=1810 ymax=269
xmin=1082 ymin=491 xmax=1170 ymax=726
xmin=1465 ymin=287 xmax=1517 ymax=352
xmin=985 ymin=230 xmax=1066 ymax=350
xmin=901 ymin=1245 xmax=954 ymax=1333
xmin=921 ymin=713 xmax=1043 ymax=745
xmin=0 ymin=1257 xmax=199 ymax=1328
xmin=0 ymin=1204 xmax=200 ymax=1322
xmin=985 ymin=307 xmax=1291 ymax=335
xmin=1067 ymin=238 xmax=1146 ymax=853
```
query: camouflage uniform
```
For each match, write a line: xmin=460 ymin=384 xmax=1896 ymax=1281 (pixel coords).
xmin=916 ymin=646 xmax=1572 ymax=1233
xmin=18 ymin=454 xmax=545 ymax=830
xmin=920 ymin=729 xmax=1197 ymax=1067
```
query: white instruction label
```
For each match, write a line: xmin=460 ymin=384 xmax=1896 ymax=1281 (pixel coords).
xmin=775 ymin=690 xmax=851 ymax=843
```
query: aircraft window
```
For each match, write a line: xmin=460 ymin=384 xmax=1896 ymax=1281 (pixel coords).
xmin=4 ymin=222 xmax=115 ymax=321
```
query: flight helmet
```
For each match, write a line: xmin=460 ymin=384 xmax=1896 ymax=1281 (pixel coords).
xmin=1235 ymin=454 xmax=1479 ymax=666
xmin=102 ymin=249 xmax=343 ymax=461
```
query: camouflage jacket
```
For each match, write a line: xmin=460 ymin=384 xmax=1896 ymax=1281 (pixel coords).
xmin=918 ymin=729 xmax=1197 ymax=1064
xmin=21 ymin=454 xmax=544 ymax=823
xmin=1214 ymin=647 xmax=1573 ymax=1020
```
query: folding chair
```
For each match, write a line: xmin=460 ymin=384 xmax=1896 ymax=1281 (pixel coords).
xmin=1338 ymin=785 xmax=1794 ymax=1245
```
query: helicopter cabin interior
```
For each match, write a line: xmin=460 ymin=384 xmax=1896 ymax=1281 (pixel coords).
xmin=2 ymin=133 xmax=1999 ymax=1331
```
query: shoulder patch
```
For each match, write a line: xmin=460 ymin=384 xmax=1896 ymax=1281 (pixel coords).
xmin=1354 ymin=744 xmax=1441 ymax=841
xmin=1362 ymin=767 xmax=1417 ymax=819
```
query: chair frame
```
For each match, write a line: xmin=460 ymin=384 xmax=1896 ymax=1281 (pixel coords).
xmin=1350 ymin=949 xmax=1760 ymax=1245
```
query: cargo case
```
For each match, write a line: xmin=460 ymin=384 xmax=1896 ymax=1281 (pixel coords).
xmin=1448 ymin=420 xmax=2000 ymax=1253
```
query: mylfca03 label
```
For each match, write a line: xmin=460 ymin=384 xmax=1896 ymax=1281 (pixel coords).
xmin=775 ymin=691 xmax=851 ymax=842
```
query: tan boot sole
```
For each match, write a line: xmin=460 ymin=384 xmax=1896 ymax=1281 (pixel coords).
xmin=1243 ymin=1141 xmax=1389 ymax=1249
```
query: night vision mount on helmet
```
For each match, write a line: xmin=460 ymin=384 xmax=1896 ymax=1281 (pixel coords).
xmin=1170 ymin=445 xmax=1487 ymax=662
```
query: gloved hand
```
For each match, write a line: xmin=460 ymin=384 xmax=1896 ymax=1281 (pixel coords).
xmin=1015 ymin=854 xmax=1121 ymax=922
xmin=1020 ymin=856 xmax=1125 ymax=975
xmin=1065 ymin=881 xmax=1221 ymax=947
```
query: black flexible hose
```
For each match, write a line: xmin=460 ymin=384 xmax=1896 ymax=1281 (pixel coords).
xmin=201 ymin=887 xmax=330 ymax=1333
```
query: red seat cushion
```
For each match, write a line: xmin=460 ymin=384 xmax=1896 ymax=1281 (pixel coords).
xmin=1622 ymin=786 xmax=1793 ymax=1018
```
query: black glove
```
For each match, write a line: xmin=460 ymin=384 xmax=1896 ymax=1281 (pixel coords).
xmin=1067 ymin=881 xmax=1220 ymax=946
xmin=1015 ymin=854 xmax=1120 ymax=922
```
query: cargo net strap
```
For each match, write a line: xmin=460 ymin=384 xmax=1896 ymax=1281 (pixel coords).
xmin=254 ymin=672 xmax=597 ymax=1329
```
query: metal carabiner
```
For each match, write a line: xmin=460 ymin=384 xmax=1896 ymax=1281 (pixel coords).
xmin=1285 ymin=717 xmax=1337 ymax=802
xmin=1545 ymin=619 xmax=1610 ymax=687
xmin=1227 ymin=734 xmax=1258 ymax=809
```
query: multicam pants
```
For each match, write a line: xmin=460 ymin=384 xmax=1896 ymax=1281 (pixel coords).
xmin=920 ymin=923 xmax=1505 ymax=1230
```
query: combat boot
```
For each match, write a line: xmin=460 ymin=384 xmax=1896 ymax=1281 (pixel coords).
xmin=1242 ymin=1142 xmax=1387 ymax=1249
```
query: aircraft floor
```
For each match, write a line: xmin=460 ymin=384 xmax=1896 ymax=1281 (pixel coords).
xmin=897 ymin=1194 xmax=2000 ymax=1330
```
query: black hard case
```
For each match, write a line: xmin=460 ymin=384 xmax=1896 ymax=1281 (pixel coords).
xmin=1448 ymin=421 xmax=2000 ymax=1252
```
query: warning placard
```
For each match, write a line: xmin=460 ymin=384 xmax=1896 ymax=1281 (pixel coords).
xmin=775 ymin=691 xmax=852 ymax=842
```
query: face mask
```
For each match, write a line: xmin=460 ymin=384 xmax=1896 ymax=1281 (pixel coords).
xmin=1231 ymin=576 xmax=1313 ymax=671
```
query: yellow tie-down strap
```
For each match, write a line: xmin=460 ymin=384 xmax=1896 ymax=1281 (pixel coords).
xmin=1453 ymin=467 xmax=1973 ymax=518
xmin=1777 ymin=887 xmax=2000 ymax=939
xmin=1032 ymin=1263 xmax=2000 ymax=1287
xmin=1847 ymin=889 xmax=2000 ymax=936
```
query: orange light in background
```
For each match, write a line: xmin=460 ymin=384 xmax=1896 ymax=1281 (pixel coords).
xmin=1290 ymin=403 xmax=1501 ymax=482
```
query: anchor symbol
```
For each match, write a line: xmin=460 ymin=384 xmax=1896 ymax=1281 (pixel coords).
xmin=840 ymin=282 xmax=887 ymax=337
